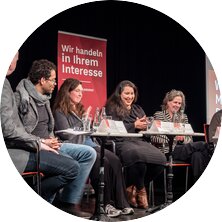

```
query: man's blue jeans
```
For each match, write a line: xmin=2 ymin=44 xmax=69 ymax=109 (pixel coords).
xmin=58 ymin=143 xmax=97 ymax=204
xmin=25 ymin=150 xmax=79 ymax=202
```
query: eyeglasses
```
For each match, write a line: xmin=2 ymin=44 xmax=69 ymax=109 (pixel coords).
xmin=46 ymin=78 xmax=57 ymax=84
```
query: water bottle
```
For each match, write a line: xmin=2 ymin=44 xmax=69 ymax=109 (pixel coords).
xmin=100 ymin=107 xmax=107 ymax=121
xmin=172 ymin=111 xmax=178 ymax=123
xmin=93 ymin=107 xmax=100 ymax=132
xmin=180 ymin=109 xmax=186 ymax=132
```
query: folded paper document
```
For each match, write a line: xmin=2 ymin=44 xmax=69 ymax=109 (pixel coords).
xmin=55 ymin=128 xmax=90 ymax=135
xmin=97 ymin=119 xmax=127 ymax=133
xmin=149 ymin=120 xmax=194 ymax=134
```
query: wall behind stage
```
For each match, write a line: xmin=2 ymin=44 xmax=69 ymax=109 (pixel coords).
xmin=7 ymin=1 xmax=207 ymax=133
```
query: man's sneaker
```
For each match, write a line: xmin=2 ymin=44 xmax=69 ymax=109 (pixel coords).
xmin=105 ymin=204 xmax=122 ymax=218
xmin=121 ymin=207 xmax=134 ymax=215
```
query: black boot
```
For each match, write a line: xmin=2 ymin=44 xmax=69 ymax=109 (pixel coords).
xmin=54 ymin=200 xmax=92 ymax=218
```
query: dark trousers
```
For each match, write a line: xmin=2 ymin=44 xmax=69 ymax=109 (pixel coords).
xmin=124 ymin=163 xmax=165 ymax=190
xmin=173 ymin=141 xmax=211 ymax=181
xmin=25 ymin=150 xmax=79 ymax=202
xmin=89 ymin=146 xmax=130 ymax=209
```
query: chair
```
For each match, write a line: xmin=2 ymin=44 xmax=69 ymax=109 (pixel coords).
xmin=151 ymin=143 xmax=191 ymax=204
xmin=22 ymin=171 xmax=44 ymax=195
xmin=203 ymin=124 xmax=210 ymax=143
xmin=22 ymin=142 xmax=42 ymax=195
xmin=203 ymin=123 xmax=215 ymax=155
xmin=163 ymin=161 xmax=191 ymax=203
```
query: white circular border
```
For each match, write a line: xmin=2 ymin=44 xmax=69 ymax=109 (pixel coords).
xmin=0 ymin=1 xmax=221 ymax=222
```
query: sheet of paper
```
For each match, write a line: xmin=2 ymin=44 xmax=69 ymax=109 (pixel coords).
xmin=149 ymin=120 xmax=194 ymax=134
xmin=55 ymin=128 xmax=90 ymax=135
xmin=97 ymin=120 xmax=127 ymax=133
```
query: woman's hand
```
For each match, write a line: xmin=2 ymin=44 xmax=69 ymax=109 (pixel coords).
xmin=134 ymin=115 xmax=148 ymax=130
xmin=175 ymin=136 xmax=184 ymax=142
xmin=85 ymin=106 xmax=92 ymax=116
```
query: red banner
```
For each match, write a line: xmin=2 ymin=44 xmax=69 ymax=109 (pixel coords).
xmin=58 ymin=31 xmax=107 ymax=115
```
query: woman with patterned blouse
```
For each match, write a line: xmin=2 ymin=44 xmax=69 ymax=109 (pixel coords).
xmin=152 ymin=89 xmax=211 ymax=182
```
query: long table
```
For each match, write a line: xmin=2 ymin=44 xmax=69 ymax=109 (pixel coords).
xmin=56 ymin=128 xmax=205 ymax=215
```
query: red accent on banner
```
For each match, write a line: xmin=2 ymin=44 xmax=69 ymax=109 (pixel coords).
xmin=58 ymin=31 xmax=107 ymax=115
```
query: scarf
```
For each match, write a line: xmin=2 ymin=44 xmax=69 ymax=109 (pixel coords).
xmin=16 ymin=78 xmax=51 ymax=113
xmin=16 ymin=78 xmax=54 ymax=134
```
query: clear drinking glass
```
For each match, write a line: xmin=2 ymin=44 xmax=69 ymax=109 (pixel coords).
xmin=81 ymin=114 xmax=92 ymax=131
xmin=180 ymin=110 xmax=186 ymax=132
xmin=73 ymin=126 xmax=83 ymax=131
xmin=93 ymin=107 xmax=101 ymax=132
xmin=147 ymin=116 xmax=154 ymax=131
xmin=85 ymin=114 xmax=92 ymax=131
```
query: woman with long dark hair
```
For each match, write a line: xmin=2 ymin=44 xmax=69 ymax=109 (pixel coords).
xmin=53 ymin=78 xmax=134 ymax=218
xmin=105 ymin=80 xmax=166 ymax=209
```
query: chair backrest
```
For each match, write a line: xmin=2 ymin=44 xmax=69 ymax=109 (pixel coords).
xmin=22 ymin=171 xmax=43 ymax=195
xmin=22 ymin=172 xmax=44 ymax=177
xmin=203 ymin=123 xmax=215 ymax=156
xmin=21 ymin=142 xmax=42 ymax=195
xmin=165 ymin=161 xmax=191 ymax=167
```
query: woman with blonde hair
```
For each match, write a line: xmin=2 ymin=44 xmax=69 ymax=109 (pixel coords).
xmin=152 ymin=89 xmax=211 ymax=182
